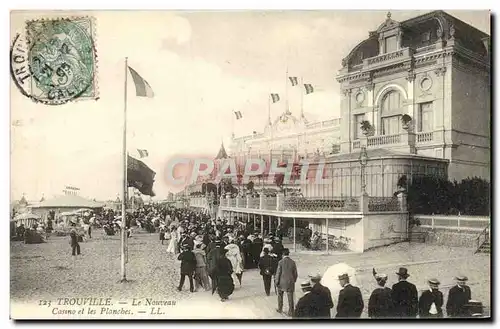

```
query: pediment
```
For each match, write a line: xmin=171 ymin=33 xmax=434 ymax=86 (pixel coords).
xmin=377 ymin=13 xmax=401 ymax=34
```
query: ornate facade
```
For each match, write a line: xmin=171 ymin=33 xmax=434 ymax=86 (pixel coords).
xmin=337 ymin=10 xmax=490 ymax=181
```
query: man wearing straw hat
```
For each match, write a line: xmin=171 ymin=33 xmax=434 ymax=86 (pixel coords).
xmin=391 ymin=267 xmax=418 ymax=318
xmin=446 ymin=275 xmax=472 ymax=318
xmin=293 ymin=280 xmax=316 ymax=318
xmin=418 ymin=278 xmax=444 ymax=318
xmin=335 ymin=272 xmax=364 ymax=318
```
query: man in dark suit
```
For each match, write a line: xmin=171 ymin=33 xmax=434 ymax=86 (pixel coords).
xmin=293 ymin=281 xmax=316 ymax=318
xmin=336 ymin=273 xmax=364 ymax=318
xmin=391 ymin=267 xmax=418 ymax=318
xmin=275 ymin=248 xmax=298 ymax=316
xmin=419 ymin=278 xmax=444 ymax=318
xmin=258 ymin=248 xmax=277 ymax=296
xmin=446 ymin=275 xmax=472 ymax=318
xmin=368 ymin=273 xmax=394 ymax=318
xmin=177 ymin=244 xmax=197 ymax=292
xmin=309 ymin=274 xmax=334 ymax=318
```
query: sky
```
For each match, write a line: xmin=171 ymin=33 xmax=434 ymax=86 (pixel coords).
xmin=10 ymin=10 xmax=490 ymax=201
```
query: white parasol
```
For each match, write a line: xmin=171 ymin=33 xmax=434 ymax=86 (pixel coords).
xmin=320 ymin=263 xmax=358 ymax=306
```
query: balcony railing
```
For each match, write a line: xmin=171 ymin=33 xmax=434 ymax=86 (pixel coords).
xmin=368 ymin=197 xmax=400 ymax=212
xmin=247 ymin=197 xmax=259 ymax=209
xmin=353 ymin=140 xmax=361 ymax=149
xmin=264 ymin=198 xmax=277 ymax=211
xmin=283 ymin=197 xmax=359 ymax=212
xmin=417 ymin=132 xmax=433 ymax=143
xmin=367 ymin=134 xmax=401 ymax=147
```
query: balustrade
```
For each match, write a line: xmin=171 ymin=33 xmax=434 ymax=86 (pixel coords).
xmin=417 ymin=132 xmax=433 ymax=143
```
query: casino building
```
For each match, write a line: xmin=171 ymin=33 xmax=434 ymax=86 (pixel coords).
xmin=188 ymin=11 xmax=490 ymax=252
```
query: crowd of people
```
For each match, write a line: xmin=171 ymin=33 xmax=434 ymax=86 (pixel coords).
xmin=144 ymin=205 xmax=482 ymax=318
xmin=292 ymin=266 xmax=480 ymax=319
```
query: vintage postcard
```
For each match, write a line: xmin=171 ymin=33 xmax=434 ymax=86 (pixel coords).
xmin=10 ymin=10 xmax=491 ymax=320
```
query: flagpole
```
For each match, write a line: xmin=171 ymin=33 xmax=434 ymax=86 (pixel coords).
xmin=121 ymin=57 xmax=128 ymax=282
xmin=231 ymin=111 xmax=235 ymax=138
xmin=300 ymin=77 xmax=304 ymax=118
xmin=267 ymin=95 xmax=271 ymax=126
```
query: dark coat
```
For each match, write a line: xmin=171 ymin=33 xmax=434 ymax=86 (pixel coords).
xmin=177 ymin=250 xmax=196 ymax=275
xmin=275 ymin=256 xmax=298 ymax=292
xmin=215 ymin=256 xmax=234 ymax=299
xmin=207 ymin=246 xmax=223 ymax=274
xmin=391 ymin=280 xmax=418 ymax=318
xmin=336 ymin=284 xmax=364 ymax=318
xmin=368 ymin=287 xmax=394 ymax=318
xmin=179 ymin=237 xmax=194 ymax=249
xmin=310 ymin=283 xmax=334 ymax=318
xmin=293 ymin=292 xmax=318 ymax=318
xmin=419 ymin=289 xmax=444 ymax=318
xmin=258 ymin=254 xmax=277 ymax=276
xmin=446 ymin=285 xmax=472 ymax=318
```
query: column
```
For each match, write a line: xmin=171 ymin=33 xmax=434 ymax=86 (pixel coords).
xmin=293 ymin=217 xmax=297 ymax=252
xmin=253 ymin=214 xmax=256 ymax=231
xmin=269 ymin=217 xmax=272 ymax=235
xmin=326 ymin=218 xmax=329 ymax=254
xmin=260 ymin=215 xmax=264 ymax=236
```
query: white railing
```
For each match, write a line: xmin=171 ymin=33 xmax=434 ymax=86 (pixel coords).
xmin=367 ymin=134 xmax=401 ymax=147
xmin=416 ymin=215 xmax=489 ymax=232
xmin=417 ymin=132 xmax=434 ymax=143
xmin=247 ymin=197 xmax=259 ymax=209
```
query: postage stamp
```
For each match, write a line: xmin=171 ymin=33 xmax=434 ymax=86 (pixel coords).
xmin=11 ymin=16 xmax=98 ymax=105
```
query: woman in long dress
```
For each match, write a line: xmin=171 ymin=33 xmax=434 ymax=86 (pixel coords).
xmin=166 ymin=227 xmax=178 ymax=254
xmin=215 ymin=249 xmax=234 ymax=302
xmin=224 ymin=239 xmax=244 ymax=287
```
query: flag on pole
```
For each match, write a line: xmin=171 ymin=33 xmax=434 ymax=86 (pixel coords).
xmin=127 ymin=155 xmax=156 ymax=196
xmin=137 ymin=149 xmax=149 ymax=158
xmin=128 ymin=66 xmax=154 ymax=98
xmin=304 ymin=84 xmax=314 ymax=94
xmin=234 ymin=110 xmax=243 ymax=120
xmin=270 ymin=93 xmax=280 ymax=103
xmin=289 ymin=77 xmax=298 ymax=86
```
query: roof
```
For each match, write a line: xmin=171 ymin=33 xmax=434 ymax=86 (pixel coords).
xmin=324 ymin=148 xmax=450 ymax=163
xmin=215 ymin=143 xmax=229 ymax=160
xmin=342 ymin=10 xmax=489 ymax=69
xmin=30 ymin=194 xmax=104 ymax=209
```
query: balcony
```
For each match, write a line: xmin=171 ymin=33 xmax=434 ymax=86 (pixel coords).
xmin=352 ymin=133 xmax=401 ymax=149
xmin=217 ymin=194 xmax=403 ymax=215
xmin=363 ymin=48 xmax=412 ymax=70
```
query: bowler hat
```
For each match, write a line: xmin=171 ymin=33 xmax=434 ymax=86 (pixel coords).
xmin=396 ymin=267 xmax=410 ymax=278
xmin=338 ymin=273 xmax=349 ymax=281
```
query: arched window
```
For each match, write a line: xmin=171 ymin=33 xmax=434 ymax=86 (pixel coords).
xmin=381 ymin=90 xmax=403 ymax=113
xmin=380 ymin=90 xmax=403 ymax=135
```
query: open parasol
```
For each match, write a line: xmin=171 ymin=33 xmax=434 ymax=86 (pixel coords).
xmin=320 ymin=263 xmax=358 ymax=305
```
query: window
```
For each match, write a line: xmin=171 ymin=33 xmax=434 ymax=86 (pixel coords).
xmin=381 ymin=115 xmax=401 ymax=135
xmin=354 ymin=114 xmax=365 ymax=139
xmin=384 ymin=36 xmax=398 ymax=53
xmin=381 ymin=90 xmax=403 ymax=114
xmin=422 ymin=31 xmax=431 ymax=45
xmin=418 ymin=102 xmax=433 ymax=132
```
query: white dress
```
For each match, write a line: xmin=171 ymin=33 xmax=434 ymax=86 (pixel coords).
xmin=225 ymin=243 xmax=243 ymax=284
xmin=166 ymin=230 xmax=178 ymax=254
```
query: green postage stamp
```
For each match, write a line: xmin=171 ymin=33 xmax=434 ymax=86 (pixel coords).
xmin=18 ymin=17 xmax=97 ymax=104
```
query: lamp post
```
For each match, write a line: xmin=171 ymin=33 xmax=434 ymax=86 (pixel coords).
xmin=359 ymin=146 xmax=368 ymax=195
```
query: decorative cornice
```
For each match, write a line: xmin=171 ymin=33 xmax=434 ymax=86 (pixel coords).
xmin=434 ymin=67 xmax=447 ymax=76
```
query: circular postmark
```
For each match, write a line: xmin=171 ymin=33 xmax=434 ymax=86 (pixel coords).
xmin=10 ymin=17 xmax=97 ymax=105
